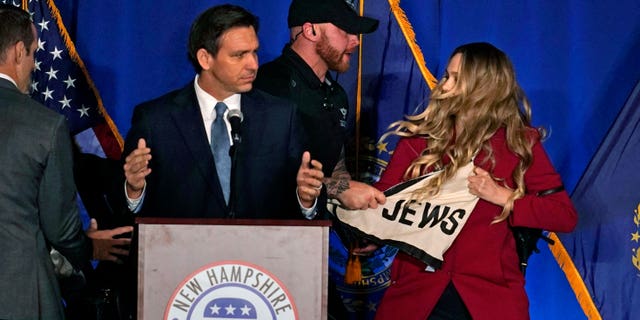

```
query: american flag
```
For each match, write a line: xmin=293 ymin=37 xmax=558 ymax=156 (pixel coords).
xmin=7 ymin=0 xmax=123 ymax=159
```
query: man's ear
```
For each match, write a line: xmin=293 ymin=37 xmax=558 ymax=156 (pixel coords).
xmin=9 ymin=41 xmax=27 ymax=64
xmin=11 ymin=41 xmax=25 ymax=64
xmin=303 ymin=22 xmax=319 ymax=41
xmin=196 ymin=48 xmax=212 ymax=71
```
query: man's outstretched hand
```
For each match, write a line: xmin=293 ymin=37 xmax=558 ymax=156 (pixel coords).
xmin=86 ymin=218 xmax=134 ymax=263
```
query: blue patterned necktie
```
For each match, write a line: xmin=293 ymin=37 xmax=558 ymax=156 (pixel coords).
xmin=211 ymin=102 xmax=231 ymax=204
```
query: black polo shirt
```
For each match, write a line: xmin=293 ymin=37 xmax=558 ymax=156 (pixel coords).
xmin=255 ymin=45 xmax=349 ymax=176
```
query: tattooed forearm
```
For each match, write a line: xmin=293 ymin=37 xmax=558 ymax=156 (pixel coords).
xmin=324 ymin=177 xmax=350 ymax=198
xmin=324 ymin=152 xmax=351 ymax=198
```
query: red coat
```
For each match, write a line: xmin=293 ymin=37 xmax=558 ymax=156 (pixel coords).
xmin=374 ymin=129 xmax=577 ymax=320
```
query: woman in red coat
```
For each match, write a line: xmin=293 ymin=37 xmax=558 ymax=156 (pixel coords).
xmin=372 ymin=42 xmax=577 ymax=320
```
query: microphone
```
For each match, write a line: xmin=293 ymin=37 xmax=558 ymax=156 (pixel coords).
xmin=226 ymin=109 xmax=243 ymax=145
xmin=226 ymin=109 xmax=243 ymax=218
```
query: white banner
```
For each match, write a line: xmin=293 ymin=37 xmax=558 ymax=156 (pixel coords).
xmin=330 ymin=162 xmax=479 ymax=269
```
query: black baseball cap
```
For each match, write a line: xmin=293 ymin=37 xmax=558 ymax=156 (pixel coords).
xmin=288 ymin=0 xmax=379 ymax=34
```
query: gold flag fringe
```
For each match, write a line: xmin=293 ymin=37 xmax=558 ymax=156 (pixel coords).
xmin=548 ymin=232 xmax=602 ymax=319
xmin=388 ymin=0 xmax=438 ymax=89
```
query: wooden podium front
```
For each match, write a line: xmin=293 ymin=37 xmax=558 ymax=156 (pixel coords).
xmin=136 ymin=218 xmax=331 ymax=320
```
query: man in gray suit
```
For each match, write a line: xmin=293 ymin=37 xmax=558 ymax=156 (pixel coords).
xmin=0 ymin=5 xmax=133 ymax=319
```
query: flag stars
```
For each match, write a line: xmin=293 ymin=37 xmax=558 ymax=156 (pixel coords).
xmin=224 ymin=304 xmax=236 ymax=315
xmin=41 ymin=87 xmax=53 ymax=101
xmin=377 ymin=141 xmax=388 ymax=154
xmin=208 ymin=304 xmax=221 ymax=315
xmin=37 ymin=18 xmax=49 ymax=31
xmin=45 ymin=66 xmax=58 ymax=80
xmin=50 ymin=46 xmax=63 ymax=60
xmin=59 ymin=95 xmax=72 ymax=110
xmin=77 ymin=105 xmax=90 ymax=117
xmin=25 ymin=0 xmax=118 ymax=157
xmin=63 ymin=76 xmax=76 ymax=88
xmin=632 ymin=231 xmax=640 ymax=242
xmin=240 ymin=305 xmax=252 ymax=315
xmin=36 ymin=38 xmax=46 ymax=52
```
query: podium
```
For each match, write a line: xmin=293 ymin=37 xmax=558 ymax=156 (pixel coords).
xmin=136 ymin=218 xmax=331 ymax=320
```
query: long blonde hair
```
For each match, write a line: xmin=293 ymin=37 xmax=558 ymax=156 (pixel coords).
xmin=385 ymin=42 xmax=540 ymax=223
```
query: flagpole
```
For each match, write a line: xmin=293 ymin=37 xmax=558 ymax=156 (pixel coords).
xmin=355 ymin=0 xmax=365 ymax=179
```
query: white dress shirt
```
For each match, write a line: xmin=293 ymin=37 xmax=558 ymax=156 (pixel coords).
xmin=194 ymin=74 xmax=240 ymax=146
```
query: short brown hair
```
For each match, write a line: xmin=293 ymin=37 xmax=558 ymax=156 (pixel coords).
xmin=0 ymin=5 xmax=34 ymax=63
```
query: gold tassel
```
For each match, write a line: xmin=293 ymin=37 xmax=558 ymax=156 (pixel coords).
xmin=344 ymin=246 xmax=362 ymax=284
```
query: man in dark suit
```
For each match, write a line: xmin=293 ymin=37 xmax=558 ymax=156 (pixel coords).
xmin=0 ymin=5 xmax=133 ymax=319
xmin=123 ymin=4 xmax=324 ymax=219
xmin=70 ymin=149 xmax=137 ymax=320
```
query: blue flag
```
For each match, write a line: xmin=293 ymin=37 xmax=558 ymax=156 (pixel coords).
xmin=331 ymin=1 xmax=435 ymax=318
xmin=554 ymin=80 xmax=640 ymax=319
xmin=346 ymin=0 xmax=435 ymax=180
xmin=23 ymin=0 xmax=123 ymax=159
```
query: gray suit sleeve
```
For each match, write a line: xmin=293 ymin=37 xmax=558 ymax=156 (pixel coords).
xmin=38 ymin=117 xmax=92 ymax=270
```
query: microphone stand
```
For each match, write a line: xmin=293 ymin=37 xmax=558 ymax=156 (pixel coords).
xmin=226 ymin=109 xmax=243 ymax=219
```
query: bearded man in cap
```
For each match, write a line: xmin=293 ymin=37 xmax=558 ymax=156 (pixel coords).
xmin=254 ymin=0 xmax=385 ymax=318
xmin=255 ymin=0 xmax=384 ymax=217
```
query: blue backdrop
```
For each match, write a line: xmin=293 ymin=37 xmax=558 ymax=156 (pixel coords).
xmin=24 ymin=0 xmax=640 ymax=319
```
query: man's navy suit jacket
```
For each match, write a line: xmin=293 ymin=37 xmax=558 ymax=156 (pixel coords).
xmin=123 ymin=83 xmax=305 ymax=219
